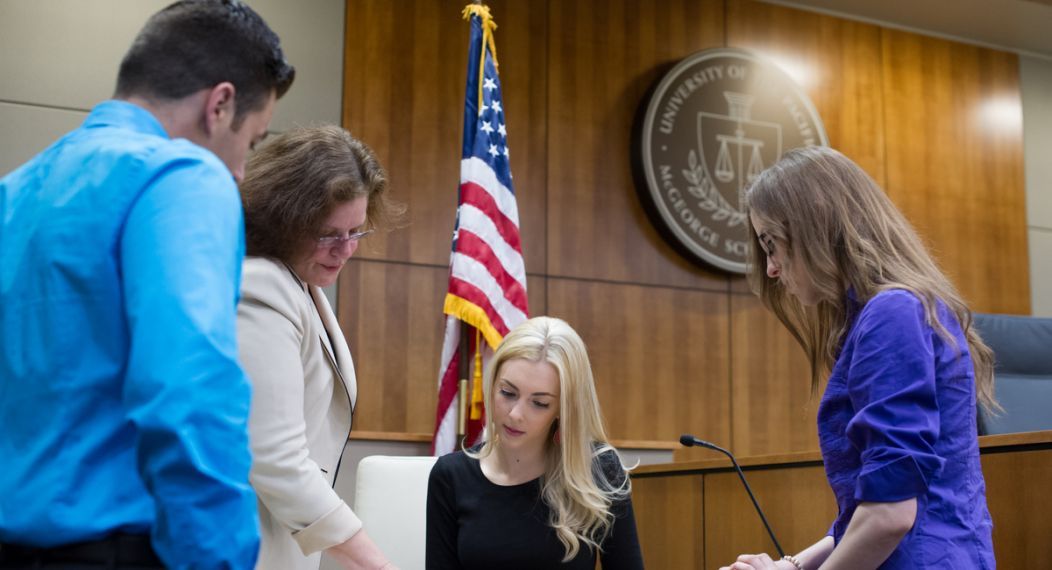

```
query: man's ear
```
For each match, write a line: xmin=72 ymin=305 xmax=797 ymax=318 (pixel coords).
xmin=203 ymin=82 xmax=237 ymax=135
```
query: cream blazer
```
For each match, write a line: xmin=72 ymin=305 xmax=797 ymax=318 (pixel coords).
xmin=238 ymin=257 xmax=361 ymax=570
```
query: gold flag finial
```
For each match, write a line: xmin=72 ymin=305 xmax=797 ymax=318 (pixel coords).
xmin=462 ymin=3 xmax=501 ymax=112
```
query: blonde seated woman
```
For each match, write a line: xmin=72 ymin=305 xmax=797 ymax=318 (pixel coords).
xmin=426 ymin=316 xmax=644 ymax=569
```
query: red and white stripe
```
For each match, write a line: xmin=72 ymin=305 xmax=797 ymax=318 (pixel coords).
xmin=432 ymin=315 xmax=462 ymax=456
xmin=432 ymin=158 xmax=528 ymax=456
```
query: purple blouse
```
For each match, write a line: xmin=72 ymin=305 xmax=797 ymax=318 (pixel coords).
xmin=817 ymin=289 xmax=995 ymax=568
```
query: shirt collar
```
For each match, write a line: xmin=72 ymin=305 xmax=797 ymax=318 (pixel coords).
xmin=82 ymin=100 xmax=171 ymax=139
xmin=845 ymin=286 xmax=864 ymax=323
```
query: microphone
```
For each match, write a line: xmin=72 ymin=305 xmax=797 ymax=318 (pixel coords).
xmin=679 ymin=434 xmax=785 ymax=558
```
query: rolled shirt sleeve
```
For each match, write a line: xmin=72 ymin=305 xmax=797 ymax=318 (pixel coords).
xmin=121 ymin=155 xmax=260 ymax=568
xmin=844 ymin=291 xmax=946 ymax=503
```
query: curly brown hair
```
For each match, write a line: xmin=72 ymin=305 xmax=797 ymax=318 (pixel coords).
xmin=240 ymin=125 xmax=403 ymax=262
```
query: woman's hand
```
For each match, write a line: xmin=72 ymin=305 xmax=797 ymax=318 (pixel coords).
xmin=719 ymin=553 xmax=797 ymax=570
xmin=325 ymin=530 xmax=398 ymax=570
xmin=723 ymin=536 xmax=834 ymax=570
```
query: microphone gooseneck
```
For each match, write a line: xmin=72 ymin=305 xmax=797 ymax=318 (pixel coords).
xmin=679 ymin=434 xmax=785 ymax=558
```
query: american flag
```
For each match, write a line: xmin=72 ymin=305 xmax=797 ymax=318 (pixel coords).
xmin=432 ymin=4 xmax=528 ymax=456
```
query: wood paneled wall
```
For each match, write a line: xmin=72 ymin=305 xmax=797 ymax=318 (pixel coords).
xmin=881 ymin=29 xmax=1029 ymax=314
xmin=632 ymin=473 xmax=705 ymax=568
xmin=341 ymin=0 xmax=1029 ymax=455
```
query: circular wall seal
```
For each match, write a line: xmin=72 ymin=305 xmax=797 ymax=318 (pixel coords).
xmin=639 ymin=47 xmax=828 ymax=274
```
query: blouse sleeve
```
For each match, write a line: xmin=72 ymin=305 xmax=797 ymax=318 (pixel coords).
xmin=597 ymin=450 xmax=645 ymax=569
xmin=426 ymin=456 xmax=462 ymax=569
xmin=599 ymin=494 xmax=645 ymax=569
xmin=844 ymin=291 xmax=946 ymax=503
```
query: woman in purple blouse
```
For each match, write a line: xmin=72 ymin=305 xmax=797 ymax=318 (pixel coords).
xmin=722 ymin=147 xmax=998 ymax=570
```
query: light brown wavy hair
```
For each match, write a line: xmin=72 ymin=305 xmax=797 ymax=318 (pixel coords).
xmin=469 ymin=316 xmax=631 ymax=561
xmin=744 ymin=146 xmax=998 ymax=414
xmin=239 ymin=125 xmax=404 ymax=263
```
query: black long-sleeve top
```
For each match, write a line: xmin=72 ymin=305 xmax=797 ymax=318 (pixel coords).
xmin=426 ymin=448 xmax=644 ymax=569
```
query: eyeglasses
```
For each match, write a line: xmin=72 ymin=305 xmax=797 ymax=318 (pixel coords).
xmin=315 ymin=229 xmax=373 ymax=248
xmin=758 ymin=232 xmax=778 ymax=258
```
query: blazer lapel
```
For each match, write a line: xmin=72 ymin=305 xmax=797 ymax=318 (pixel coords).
xmin=308 ymin=286 xmax=357 ymax=408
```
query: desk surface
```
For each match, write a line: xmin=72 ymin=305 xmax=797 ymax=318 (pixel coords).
xmin=633 ymin=429 xmax=1052 ymax=476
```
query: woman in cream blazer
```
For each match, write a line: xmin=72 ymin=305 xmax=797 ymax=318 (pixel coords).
xmin=239 ymin=257 xmax=358 ymax=569
xmin=237 ymin=126 xmax=403 ymax=570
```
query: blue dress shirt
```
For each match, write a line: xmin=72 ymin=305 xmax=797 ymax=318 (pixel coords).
xmin=818 ymin=289 xmax=995 ymax=568
xmin=0 ymin=100 xmax=259 ymax=568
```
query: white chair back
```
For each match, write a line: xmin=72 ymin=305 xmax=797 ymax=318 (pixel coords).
xmin=354 ymin=455 xmax=439 ymax=569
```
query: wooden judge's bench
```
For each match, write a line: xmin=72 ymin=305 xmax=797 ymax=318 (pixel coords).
xmin=629 ymin=430 xmax=1052 ymax=569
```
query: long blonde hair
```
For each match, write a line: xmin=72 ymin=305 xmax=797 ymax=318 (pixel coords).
xmin=470 ymin=316 xmax=629 ymax=561
xmin=744 ymin=146 xmax=998 ymax=413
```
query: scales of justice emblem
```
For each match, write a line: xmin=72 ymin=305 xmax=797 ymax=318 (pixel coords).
xmin=638 ymin=47 xmax=827 ymax=274
xmin=688 ymin=92 xmax=782 ymax=229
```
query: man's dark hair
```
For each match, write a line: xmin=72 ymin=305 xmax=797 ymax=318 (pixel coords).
xmin=115 ymin=0 xmax=295 ymax=125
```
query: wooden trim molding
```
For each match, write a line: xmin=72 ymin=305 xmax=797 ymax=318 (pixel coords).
xmin=349 ymin=431 xmax=432 ymax=443
xmin=633 ymin=430 xmax=1052 ymax=477
xmin=347 ymin=431 xmax=681 ymax=450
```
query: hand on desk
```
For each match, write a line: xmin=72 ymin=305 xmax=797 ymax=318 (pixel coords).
xmin=719 ymin=553 xmax=796 ymax=570
xmin=324 ymin=530 xmax=400 ymax=570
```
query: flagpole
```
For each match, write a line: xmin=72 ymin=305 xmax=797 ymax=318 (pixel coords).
xmin=458 ymin=0 xmax=483 ymax=443
xmin=457 ymin=322 xmax=470 ymax=436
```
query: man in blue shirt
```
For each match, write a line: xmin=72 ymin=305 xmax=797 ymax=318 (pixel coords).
xmin=0 ymin=1 xmax=295 ymax=568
